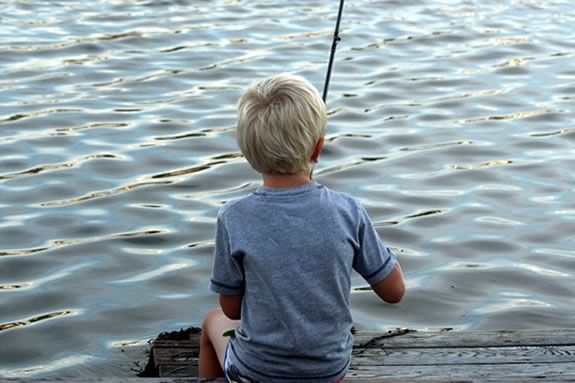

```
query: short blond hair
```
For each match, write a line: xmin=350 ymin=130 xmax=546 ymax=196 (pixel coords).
xmin=236 ymin=73 xmax=327 ymax=174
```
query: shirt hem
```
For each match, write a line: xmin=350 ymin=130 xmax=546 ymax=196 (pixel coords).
xmin=228 ymin=341 xmax=351 ymax=382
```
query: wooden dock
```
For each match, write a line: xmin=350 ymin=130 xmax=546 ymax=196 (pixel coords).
xmin=144 ymin=327 xmax=575 ymax=382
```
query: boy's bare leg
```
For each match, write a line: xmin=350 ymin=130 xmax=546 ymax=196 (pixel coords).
xmin=199 ymin=308 xmax=240 ymax=378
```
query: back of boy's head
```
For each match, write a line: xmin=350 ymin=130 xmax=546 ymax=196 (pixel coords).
xmin=236 ymin=73 xmax=327 ymax=174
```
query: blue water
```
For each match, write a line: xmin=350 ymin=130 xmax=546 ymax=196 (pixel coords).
xmin=1 ymin=0 xmax=574 ymax=377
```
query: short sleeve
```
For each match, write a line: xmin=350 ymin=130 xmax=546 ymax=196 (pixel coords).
xmin=209 ymin=212 xmax=245 ymax=295
xmin=353 ymin=205 xmax=398 ymax=285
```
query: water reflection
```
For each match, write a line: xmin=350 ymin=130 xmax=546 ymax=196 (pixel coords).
xmin=1 ymin=0 xmax=574 ymax=377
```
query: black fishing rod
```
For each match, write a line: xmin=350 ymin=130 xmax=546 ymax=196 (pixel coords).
xmin=312 ymin=0 xmax=345 ymax=180
xmin=323 ymin=0 xmax=345 ymax=103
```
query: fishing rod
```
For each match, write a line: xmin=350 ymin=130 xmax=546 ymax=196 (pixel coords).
xmin=312 ymin=0 xmax=345 ymax=180
xmin=323 ymin=0 xmax=345 ymax=103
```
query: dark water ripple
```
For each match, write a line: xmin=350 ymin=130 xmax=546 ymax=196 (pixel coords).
xmin=1 ymin=0 xmax=575 ymax=377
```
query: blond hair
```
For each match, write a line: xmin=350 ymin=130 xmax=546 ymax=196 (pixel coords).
xmin=236 ymin=73 xmax=327 ymax=174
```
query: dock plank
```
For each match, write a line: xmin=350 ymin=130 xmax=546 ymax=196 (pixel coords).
xmin=351 ymin=345 xmax=575 ymax=365
xmin=348 ymin=362 xmax=575 ymax=380
xmin=353 ymin=328 xmax=575 ymax=348
xmin=143 ymin=328 xmax=575 ymax=381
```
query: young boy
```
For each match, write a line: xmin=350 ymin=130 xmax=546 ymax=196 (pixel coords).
xmin=200 ymin=73 xmax=405 ymax=382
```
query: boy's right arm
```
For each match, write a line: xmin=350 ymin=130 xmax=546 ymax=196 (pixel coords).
xmin=353 ymin=203 xmax=405 ymax=304
xmin=370 ymin=263 xmax=405 ymax=304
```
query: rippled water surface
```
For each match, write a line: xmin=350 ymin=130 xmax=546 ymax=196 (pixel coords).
xmin=1 ymin=0 xmax=574 ymax=377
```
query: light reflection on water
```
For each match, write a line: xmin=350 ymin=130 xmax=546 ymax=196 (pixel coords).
xmin=0 ymin=0 xmax=574 ymax=377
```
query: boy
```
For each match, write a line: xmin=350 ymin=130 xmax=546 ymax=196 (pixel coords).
xmin=200 ymin=73 xmax=405 ymax=382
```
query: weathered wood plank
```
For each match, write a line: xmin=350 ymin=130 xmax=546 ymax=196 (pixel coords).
xmin=152 ymin=333 xmax=201 ymax=349
xmin=347 ymin=361 xmax=575 ymax=380
xmin=4 ymin=379 xmax=575 ymax=383
xmin=153 ymin=348 xmax=199 ymax=377
xmin=353 ymin=329 xmax=575 ymax=348
xmin=153 ymin=347 xmax=199 ymax=363
xmin=351 ymin=345 xmax=575 ymax=366
xmin=0 ymin=379 xmax=224 ymax=383
xmin=3 ymin=369 xmax=575 ymax=383
xmin=140 ymin=328 xmax=201 ymax=377
xmin=144 ymin=328 xmax=575 ymax=381
xmin=158 ymin=363 xmax=198 ymax=377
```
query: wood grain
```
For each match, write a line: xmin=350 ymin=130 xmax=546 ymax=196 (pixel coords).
xmin=140 ymin=328 xmax=575 ymax=381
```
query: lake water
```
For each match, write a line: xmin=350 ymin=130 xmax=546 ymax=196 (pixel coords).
xmin=1 ymin=0 xmax=574 ymax=378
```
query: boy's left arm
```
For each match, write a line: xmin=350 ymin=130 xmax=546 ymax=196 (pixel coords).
xmin=220 ymin=293 xmax=242 ymax=320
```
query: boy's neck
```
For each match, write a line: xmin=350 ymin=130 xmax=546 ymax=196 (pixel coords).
xmin=262 ymin=172 xmax=312 ymax=188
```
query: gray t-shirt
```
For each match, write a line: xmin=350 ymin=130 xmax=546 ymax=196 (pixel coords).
xmin=209 ymin=182 xmax=397 ymax=382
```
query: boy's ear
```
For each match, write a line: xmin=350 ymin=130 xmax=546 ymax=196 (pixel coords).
xmin=311 ymin=137 xmax=325 ymax=163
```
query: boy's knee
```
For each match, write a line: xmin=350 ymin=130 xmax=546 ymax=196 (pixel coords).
xmin=202 ymin=308 xmax=224 ymax=332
